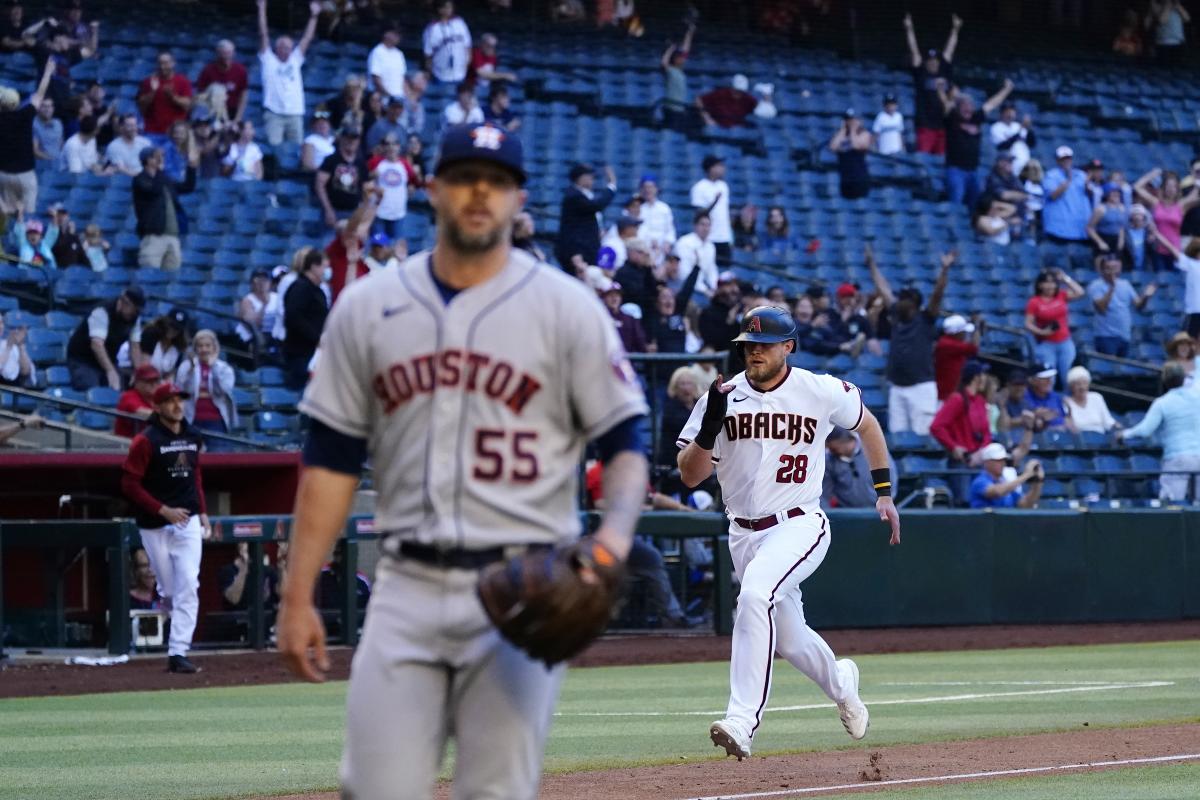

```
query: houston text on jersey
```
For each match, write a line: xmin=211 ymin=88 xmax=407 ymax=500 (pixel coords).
xmin=722 ymin=412 xmax=819 ymax=446
xmin=372 ymin=349 xmax=543 ymax=415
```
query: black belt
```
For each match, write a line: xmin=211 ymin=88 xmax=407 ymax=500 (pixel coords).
xmin=732 ymin=506 xmax=805 ymax=532
xmin=393 ymin=540 xmax=549 ymax=570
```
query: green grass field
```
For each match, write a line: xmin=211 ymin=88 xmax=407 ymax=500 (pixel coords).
xmin=1 ymin=640 xmax=1198 ymax=800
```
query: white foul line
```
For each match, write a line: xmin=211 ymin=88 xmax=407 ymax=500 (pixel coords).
xmin=682 ymin=752 xmax=1200 ymax=800
xmin=555 ymin=681 xmax=1173 ymax=718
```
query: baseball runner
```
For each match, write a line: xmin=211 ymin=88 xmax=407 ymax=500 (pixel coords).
xmin=120 ymin=382 xmax=212 ymax=674
xmin=276 ymin=123 xmax=650 ymax=800
xmin=677 ymin=306 xmax=901 ymax=759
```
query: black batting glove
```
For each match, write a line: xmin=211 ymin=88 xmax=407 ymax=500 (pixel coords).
xmin=694 ymin=376 xmax=729 ymax=450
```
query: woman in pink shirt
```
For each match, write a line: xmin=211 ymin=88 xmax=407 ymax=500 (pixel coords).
xmin=1135 ymin=167 xmax=1200 ymax=272
xmin=1024 ymin=268 xmax=1085 ymax=390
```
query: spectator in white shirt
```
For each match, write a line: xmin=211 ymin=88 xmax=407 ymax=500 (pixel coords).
xmin=301 ymin=109 xmax=335 ymax=172
xmin=690 ymin=154 xmax=732 ymax=265
xmin=675 ymin=212 xmax=719 ymax=297
xmin=367 ymin=23 xmax=407 ymax=100
xmin=62 ymin=116 xmax=108 ymax=175
xmin=222 ymin=120 xmax=264 ymax=181
xmin=423 ymin=0 xmax=472 ymax=84
xmin=637 ymin=175 xmax=676 ymax=265
xmin=256 ymin=0 xmax=320 ymax=146
xmin=1064 ymin=366 xmax=1118 ymax=433
xmin=105 ymin=115 xmax=152 ymax=176
xmin=443 ymin=82 xmax=483 ymax=127
xmin=370 ymin=133 xmax=411 ymax=242
xmin=598 ymin=215 xmax=640 ymax=271
xmin=0 ymin=318 xmax=34 ymax=388
xmin=872 ymin=93 xmax=905 ymax=156
xmin=989 ymin=102 xmax=1035 ymax=176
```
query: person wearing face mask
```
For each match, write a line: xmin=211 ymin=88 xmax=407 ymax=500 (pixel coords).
xmin=283 ymin=249 xmax=332 ymax=390
xmin=175 ymin=329 xmax=238 ymax=451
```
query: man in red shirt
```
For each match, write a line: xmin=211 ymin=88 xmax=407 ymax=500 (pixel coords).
xmin=195 ymin=39 xmax=248 ymax=123
xmin=115 ymin=364 xmax=161 ymax=438
xmin=933 ymin=313 xmax=982 ymax=400
xmin=137 ymin=50 xmax=193 ymax=135
xmin=324 ymin=188 xmax=381 ymax=300
xmin=697 ymin=74 xmax=757 ymax=129
xmin=468 ymin=33 xmax=517 ymax=90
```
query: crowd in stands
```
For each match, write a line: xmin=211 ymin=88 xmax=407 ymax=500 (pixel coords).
xmin=1 ymin=0 xmax=1199 ymax=516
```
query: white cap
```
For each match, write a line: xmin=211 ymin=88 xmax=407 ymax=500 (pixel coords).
xmin=1034 ymin=364 xmax=1058 ymax=380
xmin=732 ymin=74 xmax=750 ymax=92
xmin=1130 ymin=203 xmax=1149 ymax=218
xmin=980 ymin=442 xmax=1009 ymax=461
xmin=620 ymin=302 xmax=643 ymax=320
xmin=1055 ymin=145 xmax=1074 ymax=159
xmin=943 ymin=314 xmax=975 ymax=335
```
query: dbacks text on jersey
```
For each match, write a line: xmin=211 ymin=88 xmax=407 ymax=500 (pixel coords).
xmin=373 ymin=349 xmax=543 ymax=415
xmin=723 ymin=412 xmax=819 ymax=446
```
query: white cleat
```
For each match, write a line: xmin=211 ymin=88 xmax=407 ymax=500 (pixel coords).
xmin=837 ymin=658 xmax=870 ymax=740
xmin=709 ymin=719 xmax=752 ymax=760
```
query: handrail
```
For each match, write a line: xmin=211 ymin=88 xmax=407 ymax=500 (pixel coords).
xmin=1081 ymin=348 xmax=1161 ymax=375
xmin=0 ymin=383 xmax=276 ymax=450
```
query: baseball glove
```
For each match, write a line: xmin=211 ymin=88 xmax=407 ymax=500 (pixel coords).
xmin=477 ymin=538 xmax=625 ymax=666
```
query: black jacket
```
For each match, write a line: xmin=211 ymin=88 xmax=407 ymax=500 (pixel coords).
xmin=132 ymin=166 xmax=196 ymax=237
xmin=284 ymin=277 xmax=329 ymax=359
xmin=554 ymin=184 xmax=615 ymax=267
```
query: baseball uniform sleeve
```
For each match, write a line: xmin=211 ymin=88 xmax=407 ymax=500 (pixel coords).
xmin=676 ymin=392 xmax=721 ymax=462
xmin=298 ymin=292 xmax=372 ymax=439
xmin=824 ymin=374 xmax=866 ymax=431
xmin=567 ymin=297 xmax=650 ymax=440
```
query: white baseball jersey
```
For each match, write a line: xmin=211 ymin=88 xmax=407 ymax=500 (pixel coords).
xmin=422 ymin=17 xmax=472 ymax=83
xmin=300 ymin=248 xmax=648 ymax=548
xmin=677 ymin=367 xmax=864 ymax=518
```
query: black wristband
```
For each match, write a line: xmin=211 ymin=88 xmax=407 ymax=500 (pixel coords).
xmin=694 ymin=430 xmax=717 ymax=451
xmin=871 ymin=467 xmax=892 ymax=497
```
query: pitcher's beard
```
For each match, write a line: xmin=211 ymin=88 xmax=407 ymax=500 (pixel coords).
xmin=445 ymin=217 xmax=508 ymax=254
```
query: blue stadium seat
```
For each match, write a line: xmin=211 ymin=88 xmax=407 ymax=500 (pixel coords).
xmin=1077 ymin=430 xmax=1111 ymax=448
xmin=1092 ymin=455 xmax=1127 ymax=474
xmin=888 ymin=431 xmax=930 ymax=450
xmin=85 ymin=387 xmax=120 ymax=406
xmin=254 ymin=411 xmax=295 ymax=434
xmin=76 ymin=410 xmax=113 ymax=431
xmin=43 ymin=365 xmax=71 ymax=387
xmin=259 ymin=387 xmax=301 ymax=410
xmin=1128 ymin=454 xmax=1161 ymax=473
xmin=1055 ymin=455 xmax=1091 ymax=474
xmin=257 ymin=366 xmax=286 ymax=387
xmin=42 ymin=311 xmax=80 ymax=331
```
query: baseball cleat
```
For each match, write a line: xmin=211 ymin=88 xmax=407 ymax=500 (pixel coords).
xmin=709 ymin=719 xmax=752 ymax=760
xmin=167 ymin=655 xmax=200 ymax=674
xmin=837 ymin=658 xmax=869 ymax=740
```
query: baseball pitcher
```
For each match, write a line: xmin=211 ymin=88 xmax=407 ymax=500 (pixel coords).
xmin=677 ymin=306 xmax=901 ymax=760
xmin=276 ymin=123 xmax=650 ymax=800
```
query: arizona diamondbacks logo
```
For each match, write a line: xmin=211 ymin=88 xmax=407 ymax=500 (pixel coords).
xmin=747 ymin=316 xmax=762 ymax=333
xmin=471 ymin=125 xmax=505 ymax=150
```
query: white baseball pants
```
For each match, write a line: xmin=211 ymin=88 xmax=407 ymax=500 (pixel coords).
xmin=139 ymin=517 xmax=204 ymax=657
xmin=724 ymin=510 xmax=854 ymax=739
xmin=340 ymin=556 xmax=564 ymax=800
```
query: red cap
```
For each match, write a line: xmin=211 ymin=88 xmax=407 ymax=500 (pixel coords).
xmin=152 ymin=383 xmax=190 ymax=404
xmin=836 ymin=283 xmax=858 ymax=298
xmin=133 ymin=365 xmax=161 ymax=383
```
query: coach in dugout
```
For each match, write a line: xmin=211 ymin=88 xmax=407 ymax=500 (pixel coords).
xmin=120 ymin=382 xmax=211 ymax=674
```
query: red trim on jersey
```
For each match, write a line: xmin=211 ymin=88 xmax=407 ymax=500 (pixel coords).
xmin=748 ymin=366 xmax=791 ymax=394
xmin=849 ymin=387 xmax=865 ymax=431
xmin=750 ymin=515 xmax=827 ymax=736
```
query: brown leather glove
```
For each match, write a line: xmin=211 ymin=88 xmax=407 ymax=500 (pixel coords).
xmin=476 ymin=537 xmax=625 ymax=666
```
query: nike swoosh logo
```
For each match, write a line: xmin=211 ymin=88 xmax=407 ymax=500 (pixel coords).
xmin=731 ymin=396 xmax=749 ymax=403
xmin=382 ymin=305 xmax=409 ymax=318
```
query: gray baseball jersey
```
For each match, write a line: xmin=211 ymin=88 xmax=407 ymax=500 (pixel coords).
xmin=299 ymin=248 xmax=648 ymax=548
